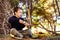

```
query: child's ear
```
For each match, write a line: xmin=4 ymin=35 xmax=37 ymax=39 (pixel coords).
xmin=15 ymin=12 xmax=17 ymax=14
xmin=15 ymin=12 xmax=16 ymax=13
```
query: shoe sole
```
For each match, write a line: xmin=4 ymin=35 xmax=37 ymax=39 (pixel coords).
xmin=10 ymin=34 xmax=23 ymax=40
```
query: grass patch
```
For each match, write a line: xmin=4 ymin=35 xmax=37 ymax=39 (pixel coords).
xmin=46 ymin=35 xmax=60 ymax=40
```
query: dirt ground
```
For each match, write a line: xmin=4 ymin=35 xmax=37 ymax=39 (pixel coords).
xmin=0 ymin=34 xmax=45 ymax=40
xmin=0 ymin=38 xmax=43 ymax=40
xmin=0 ymin=36 xmax=45 ymax=40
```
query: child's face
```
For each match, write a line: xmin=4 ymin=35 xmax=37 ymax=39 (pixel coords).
xmin=15 ymin=9 xmax=22 ymax=18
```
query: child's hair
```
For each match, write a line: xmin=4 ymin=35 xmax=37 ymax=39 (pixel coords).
xmin=14 ymin=7 xmax=22 ymax=14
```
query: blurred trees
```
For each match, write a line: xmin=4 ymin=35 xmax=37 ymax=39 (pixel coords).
xmin=10 ymin=0 xmax=20 ymax=7
xmin=31 ymin=0 xmax=60 ymax=35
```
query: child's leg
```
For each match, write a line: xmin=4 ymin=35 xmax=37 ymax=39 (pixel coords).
xmin=10 ymin=28 xmax=23 ymax=38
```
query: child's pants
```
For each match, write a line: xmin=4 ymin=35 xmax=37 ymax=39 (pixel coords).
xmin=10 ymin=28 xmax=32 ymax=38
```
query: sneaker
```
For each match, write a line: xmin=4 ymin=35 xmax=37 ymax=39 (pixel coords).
xmin=10 ymin=34 xmax=23 ymax=39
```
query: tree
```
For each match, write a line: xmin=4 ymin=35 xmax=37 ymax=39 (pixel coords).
xmin=31 ymin=0 xmax=60 ymax=35
xmin=10 ymin=0 xmax=20 ymax=7
xmin=0 ymin=0 xmax=20 ymax=34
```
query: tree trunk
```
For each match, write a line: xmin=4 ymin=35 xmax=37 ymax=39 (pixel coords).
xmin=0 ymin=0 xmax=12 ymax=34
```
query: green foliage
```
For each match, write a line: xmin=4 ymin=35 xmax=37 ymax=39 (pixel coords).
xmin=32 ymin=0 xmax=47 ymax=25
xmin=31 ymin=0 xmax=56 ymax=35
xmin=10 ymin=0 xmax=20 ymax=7
xmin=32 ymin=0 xmax=48 ymax=16
xmin=32 ymin=0 xmax=54 ymax=25
xmin=47 ymin=36 xmax=60 ymax=40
